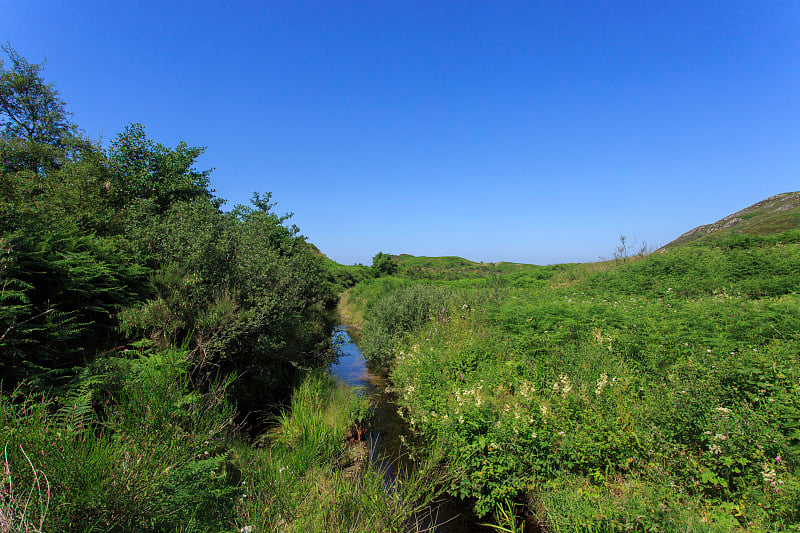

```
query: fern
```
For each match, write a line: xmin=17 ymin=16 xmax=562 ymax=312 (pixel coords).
xmin=52 ymin=374 xmax=103 ymax=434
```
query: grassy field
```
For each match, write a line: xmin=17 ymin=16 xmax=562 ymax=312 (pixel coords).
xmin=347 ymin=229 xmax=800 ymax=531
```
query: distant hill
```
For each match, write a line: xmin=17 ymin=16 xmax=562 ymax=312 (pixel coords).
xmin=385 ymin=254 xmax=537 ymax=278
xmin=392 ymin=254 xmax=479 ymax=269
xmin=658 ymin=192 xmax=800 ymax=250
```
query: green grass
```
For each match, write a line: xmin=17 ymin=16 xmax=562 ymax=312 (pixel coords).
xmin=0 ymin=348 xmax=238 ymax=531
xmin=234 ymin=373 xmax=449 ymax=533
xmin=0 ymin=354 xmax=451 ymax=532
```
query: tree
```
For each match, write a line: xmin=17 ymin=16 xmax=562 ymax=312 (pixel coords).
xmin=372 ymin=252 xmax=399 ymax=276
xmin=0 ymin=44 xmax=80 ymax=173
xmin=107 ymin=123 xmax=212 ymax=211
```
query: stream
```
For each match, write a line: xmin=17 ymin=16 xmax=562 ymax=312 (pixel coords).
xmin=329 ymin=326 xmax=487 ymax=532
xmin=328 ymin=326 xmax=415 ymax=477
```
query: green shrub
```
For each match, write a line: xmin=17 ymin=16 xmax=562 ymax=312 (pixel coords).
xmin=360 ymin=283 xmax=454 ymax=370
xmin=350 ymin=234 xmax=800 ymax=529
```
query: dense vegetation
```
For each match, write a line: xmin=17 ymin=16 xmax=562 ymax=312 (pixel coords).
xmin=346 ymin=230 xmax=800 ymax=531
xmin=5 ymin=44 xmax=799 ymax=532
xmin=0 ymin=46 xmax=427 ymax=532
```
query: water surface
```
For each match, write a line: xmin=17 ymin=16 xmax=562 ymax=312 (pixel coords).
xmin=329 ymin=325 xmax=487 ymax=532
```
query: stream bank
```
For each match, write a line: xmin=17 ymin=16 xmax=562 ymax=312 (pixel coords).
xmin=329 ymin=325 xmax=490 ymax=533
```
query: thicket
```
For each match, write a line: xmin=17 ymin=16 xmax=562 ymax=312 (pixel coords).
xmin=1 ymin=46 xmax=407 ymax=531
xmin=0 ymin=44 xmax=341 ymax=405
xmin=352 ymin=232 xmax=800 ymax=531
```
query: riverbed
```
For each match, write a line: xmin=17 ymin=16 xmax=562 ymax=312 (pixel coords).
xmin=329 ymin=325 xmax=409 ymax=475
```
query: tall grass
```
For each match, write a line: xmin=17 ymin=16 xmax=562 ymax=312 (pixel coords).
xmin=0 ymin=355 xmax=452 ymax=532
xmin=0 ymin=348 xmax=238 ymax=531
xmin=235 ymin=372 xmax=449 ymax=532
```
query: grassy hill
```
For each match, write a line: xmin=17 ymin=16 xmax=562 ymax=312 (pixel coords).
xmin=345 ymin=218 xmax=800 ymax=531
xmin=388 ymin=253 xmax=535 ymax=278
xmin=659 ymin=191 xmax=800 ymax=250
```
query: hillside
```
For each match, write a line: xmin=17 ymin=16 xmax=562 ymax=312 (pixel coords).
xmin=659 ymin=191 xmax=800 ymax=250
xmin=392 ymin=254 xmax=479 ymax=268
xmin=348 ymin=226 xmax=800 ymax=531
xmin=388 ymin=254 xmax=535 ymax=278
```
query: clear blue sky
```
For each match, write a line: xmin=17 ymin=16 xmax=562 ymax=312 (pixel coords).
xmin=4 ymin=1 xmax=798 ymax=265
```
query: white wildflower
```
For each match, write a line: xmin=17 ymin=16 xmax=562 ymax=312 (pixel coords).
xmin=519 ymin=381 xmax=535 ymax=400
xmin=762 ymin=466 xmax=777 ymax=485
xmin=554 ymin=374 xmax=572 ymax=396
xmin=595 ymin=373 xmax=608 ymax=396
xmin=712 ymin=407 xmax=732 ymax=418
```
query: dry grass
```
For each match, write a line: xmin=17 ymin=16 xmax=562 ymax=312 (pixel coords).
xmin=0 ymin=444 xmax=49 ymax=533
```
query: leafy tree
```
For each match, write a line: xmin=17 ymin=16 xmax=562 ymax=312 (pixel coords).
xmin=0 ymin=44 xmax=82 ymax=173
xmin=1 ymin=141 xmax=114 ymax=238
xmin=0 ymin=46 xmax=339 ymax=419
xmin=119 ymin=193 xmax=337 ymax=412
xmin=107 ymin=122 xmax=212 ymax=211
xmin=372 ymin=251 xmax=399 ymax=276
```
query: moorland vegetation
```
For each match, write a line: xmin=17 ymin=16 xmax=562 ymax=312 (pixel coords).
xmin=3 ymin=44 xmax=799 ymax=532
xmin=344 ymin=228 xmax=800 ymax=531
xmin=0 ymin=45 xmax=438 ymax=532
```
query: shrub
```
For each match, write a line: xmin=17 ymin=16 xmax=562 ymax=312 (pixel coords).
xmin=360 ymin=283 xmax=454 ymax=370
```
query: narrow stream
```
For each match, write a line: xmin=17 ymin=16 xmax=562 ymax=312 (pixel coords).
xmin=329 ymin=325 xmax=487 ymax=533
xmin=329 ymin=325 xmax=411 ymax=475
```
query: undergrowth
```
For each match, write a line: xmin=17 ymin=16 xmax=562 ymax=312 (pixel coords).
xmin=0 ymin=361 xmax=449 ymax=532
xmin=351 ymin=233 xmax=800 ymax=531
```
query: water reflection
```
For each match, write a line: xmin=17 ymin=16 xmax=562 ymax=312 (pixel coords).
xmin=328 ymin=325 xmax=484 ymax=532
xmin=329 ymin=326 xmax=379 ymax=395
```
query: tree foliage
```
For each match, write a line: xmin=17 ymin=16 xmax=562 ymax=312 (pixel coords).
xmin=108 ymin=122 xmax=212 ymax=211
xmin=0 ymin=44 xmax=425 ymax=532
xmin=0 ymin=45 xmax=342 ymax=410
xmin=371 ymin=251 xmax=399 ymax=276
xmin=0 ymin=44 xmax=82 ymax=173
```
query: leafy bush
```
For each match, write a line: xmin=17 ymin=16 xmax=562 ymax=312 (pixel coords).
xmin=0 ymin=230 xmax=147 ymax=387
xmin=360 ymin=283 xmax=454 ymax=370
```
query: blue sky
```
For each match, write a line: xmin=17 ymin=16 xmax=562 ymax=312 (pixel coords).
xmin=3 ymin=1 xmax=798 ymax=264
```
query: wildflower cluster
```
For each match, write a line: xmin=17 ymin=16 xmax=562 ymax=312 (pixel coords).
xmin=594 ymin=373 xmax=609 ymax=396
xmin=552 ymin=374 xmax=572 ymax=396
